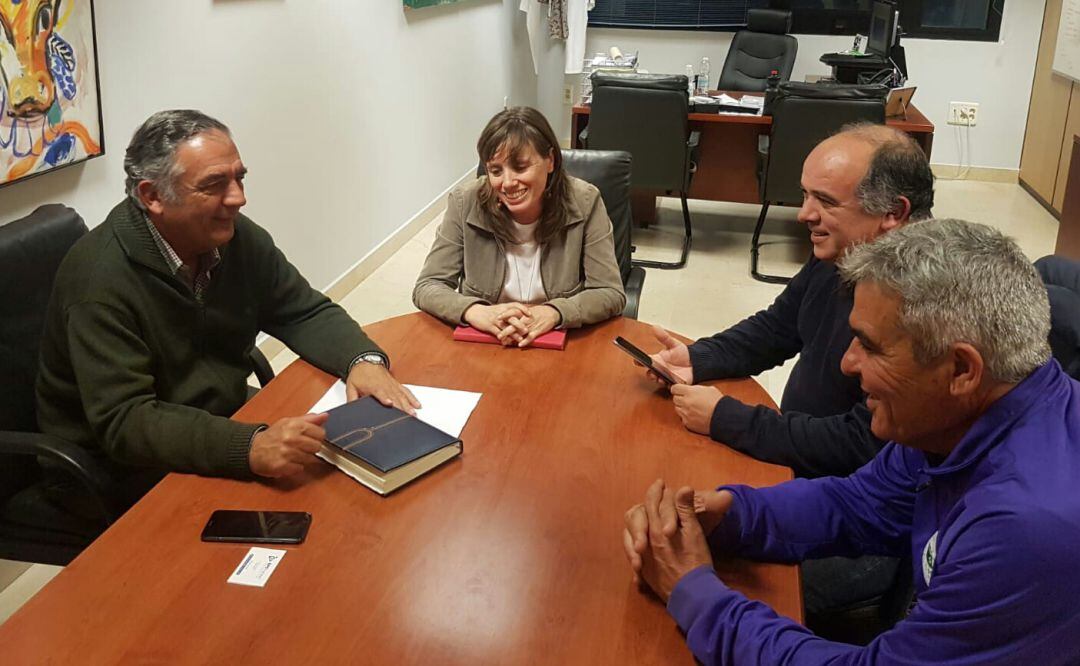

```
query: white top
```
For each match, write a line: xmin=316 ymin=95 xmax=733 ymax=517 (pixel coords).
xmin=498 ymin=220 xmax=546 ymax=305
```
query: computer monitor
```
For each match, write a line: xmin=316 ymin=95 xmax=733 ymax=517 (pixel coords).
xmin=867 ymin=1 xmax=899 ymax=58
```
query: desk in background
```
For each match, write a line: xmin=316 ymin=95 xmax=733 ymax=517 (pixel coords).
xmin=0 ymin=313 xmax=799 ymax=665
xmin=572 ymin=93 xmax=934 ymax=208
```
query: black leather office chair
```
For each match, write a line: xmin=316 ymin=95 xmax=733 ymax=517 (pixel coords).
xmin=0 ymin=205 xmax=277 ymax=565
xmin=583 ymin=72 xmax=698 ymax=270
xmin=249 ymin=348 xmax=275 ymax=387
xmin=0 ymin=205 xmax=120 ymax=565
xmin=1036 ymin=255 xmax=1080 ymax=379
xmin=718 ymin=9 xmax=798 ymax=93
xmin=752 ymin=82 xmax=887 ymax=283
xmin=476 ymin=149 xmax=646 ymax=318
xmin=806 ymin=553 xmax=915 ymax=646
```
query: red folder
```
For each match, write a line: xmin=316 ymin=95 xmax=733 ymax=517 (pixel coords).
xmin=452 ymin=325 xmax=566 ymax=350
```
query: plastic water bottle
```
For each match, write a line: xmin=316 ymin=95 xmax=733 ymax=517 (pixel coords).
xmin=698 ymin=57 xmax=711 ymax=94
xmin=685 ymin=64 xmax=695 ymax=95
xmin=764 ymin=69 xmax=781 ymax=115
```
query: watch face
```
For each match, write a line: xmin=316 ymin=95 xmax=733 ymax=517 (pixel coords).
xmin=362 ymin=354 xmax=386 ymax=366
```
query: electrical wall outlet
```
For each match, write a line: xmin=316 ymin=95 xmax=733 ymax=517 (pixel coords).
xmin=948 ymin=102 xmax=979 ymax=127
xmin=562 ymin=84 xmax=574 ymax=105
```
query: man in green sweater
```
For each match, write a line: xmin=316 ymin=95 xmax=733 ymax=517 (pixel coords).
xmin=36 ymin=110 xmax=419 ymax=504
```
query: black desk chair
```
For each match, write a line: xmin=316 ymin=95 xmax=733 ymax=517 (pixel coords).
xmin=753 ymin=83 xmax=887 ymax=283
xmin=1036 ymin=255 xmax=1080 ymax=380
xmin=476 ymin=149 xmax=646 ymax=319
xmin=718 ymin=9 xmax=798 ymax=92
xmin=0 ymin=205 xmax=120 ymax=565
xmin=583 ymin=72 xmax=698 ymax=270
xmin=806 ymin=553 xmax=915 ymax=646
xmin=0 ymin=205 xmax=277 ymax=566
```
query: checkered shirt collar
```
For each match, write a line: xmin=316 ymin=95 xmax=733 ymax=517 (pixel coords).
xmin=142 ymin=212 xmax=221 ymax=299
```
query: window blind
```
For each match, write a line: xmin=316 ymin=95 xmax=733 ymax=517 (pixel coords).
xmin=588 ymin=0 xmax=766 ymax=30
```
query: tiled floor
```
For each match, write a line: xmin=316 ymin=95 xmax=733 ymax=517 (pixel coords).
xmin=0 ymin=179 xmax=1059 ymax=626
xmin=0 ymin=561 xmax=62 ymax=625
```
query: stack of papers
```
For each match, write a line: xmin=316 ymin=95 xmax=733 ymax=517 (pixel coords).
xmin=714 ymin=93 xmax=764 ymax=110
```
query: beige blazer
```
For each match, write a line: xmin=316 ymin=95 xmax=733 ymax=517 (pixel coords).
xmin=413 ymin=176 xmax=626 ymax=328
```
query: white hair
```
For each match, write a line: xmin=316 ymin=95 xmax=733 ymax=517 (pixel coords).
xmin=839 ymin=218 xmax=1050 ymax=383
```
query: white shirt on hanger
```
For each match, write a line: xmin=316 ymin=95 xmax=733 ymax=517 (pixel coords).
xmin=564 ymin=0 xmax=595 ymax=75
xmin=520 ymin=0 xmax=545 ymax=76
xmin=520 ymin=0 xmax=595 ymax=75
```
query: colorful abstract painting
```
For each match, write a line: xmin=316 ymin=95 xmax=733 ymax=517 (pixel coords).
xmin=0 ymin=0 xmax=103 ymax=188
xmin=404 ymin=0 xmax=468 ymax=8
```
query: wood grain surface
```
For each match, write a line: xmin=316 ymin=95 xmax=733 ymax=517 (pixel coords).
xmin=0 ymin=313 xmax=799 ymax=664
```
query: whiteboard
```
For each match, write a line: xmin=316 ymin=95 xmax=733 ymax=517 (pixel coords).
xmin=1055 ymin=0 xmax=1080 ymax=82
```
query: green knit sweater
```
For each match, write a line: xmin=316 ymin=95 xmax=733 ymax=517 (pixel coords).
xmin=36 ymin=199 xmax=383 ymax=479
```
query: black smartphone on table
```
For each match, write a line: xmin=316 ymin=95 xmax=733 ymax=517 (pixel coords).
xmin=613 ymin=336 xmax=680 ymax=386
xmin=201 ymin=510 xmax=312 ymax=544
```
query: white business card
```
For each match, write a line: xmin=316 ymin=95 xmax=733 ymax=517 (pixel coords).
xmin=227 ymin=547 xmax=286 ymax=587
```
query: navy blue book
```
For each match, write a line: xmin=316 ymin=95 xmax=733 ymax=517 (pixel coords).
xmin=319 ymin=397 xmax=462 ymax=495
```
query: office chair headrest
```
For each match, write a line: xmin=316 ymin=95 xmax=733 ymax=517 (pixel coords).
xmin=747 ymin=8 xmax=792 ymax=35
xmin=591 ymin=71 xmax=688 ymax=93
xmin=777 ymin=81 xmax=890 ymax=101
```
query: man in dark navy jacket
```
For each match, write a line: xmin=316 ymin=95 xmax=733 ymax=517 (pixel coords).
xmin=624 ymin=219 xmax=1080 ymax=665
xmin=650 ymin=123 xmax=934 ymax=478
xmin=646 ymin=123 xmax=935 ymax=618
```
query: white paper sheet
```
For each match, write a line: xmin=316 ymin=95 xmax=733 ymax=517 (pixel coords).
xmin=308 ymin=381 xmax=482 ymax=438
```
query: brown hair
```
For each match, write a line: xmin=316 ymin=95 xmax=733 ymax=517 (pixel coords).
xmin=837 ymin=122 xmax=935 ymax=221
xmin=476 ymin=106 xmax=570 ymax=246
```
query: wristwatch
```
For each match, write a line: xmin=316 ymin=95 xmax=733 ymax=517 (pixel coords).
xmin=350 ymin=351 xmax=389 ymax=371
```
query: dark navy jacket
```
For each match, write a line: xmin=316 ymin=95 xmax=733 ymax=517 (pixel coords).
xmin=668 ymin=360 xmax=1080 ymax=664
xmin=687 ymin=257 xmax=883 ymax=477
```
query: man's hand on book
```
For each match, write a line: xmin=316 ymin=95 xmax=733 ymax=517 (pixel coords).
xmin=250 ymin=413 xmax=328 ymax=478
xmin=346 ymin=363 xmax=421 ymax=415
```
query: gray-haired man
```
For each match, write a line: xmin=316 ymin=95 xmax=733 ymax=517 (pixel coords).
xmin=37 ymin=110 xmax=418 ymax=506
xmin=624 ymin=219 xmax=1080 ymax=664
xmin=645 ymin=123 xmax=936 ymax=625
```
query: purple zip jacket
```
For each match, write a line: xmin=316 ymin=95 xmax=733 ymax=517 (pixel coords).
xmin=667 ymin=359 xmax=1080 ymax=664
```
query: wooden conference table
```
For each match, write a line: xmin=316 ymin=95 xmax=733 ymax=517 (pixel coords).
xmin=0 ymin=313 xmax=798 ymax=664
xmin=572 ymin=93 xmax=935 ymax=207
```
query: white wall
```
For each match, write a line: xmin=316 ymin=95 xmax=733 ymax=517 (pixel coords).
xmin=1 ymin=0 xmax=536 ymax=291
xmin=576 ymin=0 xmax=1045 ymax=171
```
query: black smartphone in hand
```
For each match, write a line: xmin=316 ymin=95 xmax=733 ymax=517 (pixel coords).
xmin=201 ymin=510 xmax=311 ymax=544
xmin=613 ymin=336 xmax=679 ymax=386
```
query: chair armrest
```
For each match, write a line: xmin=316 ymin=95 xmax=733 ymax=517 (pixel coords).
xmin=0 ymin=429 xmax=120 ymax=521
xmin=249 ymin=348 xmax=275 ymax=388
xmin=686 ymin=131 xmax=703 ymax=186
xmin=622 ymin=265 xmax=646 ymax=320
xmin=578 ymin=126 xmax=589 ymax=147
xmin=757 ymin=135 xmax=770 ymax=201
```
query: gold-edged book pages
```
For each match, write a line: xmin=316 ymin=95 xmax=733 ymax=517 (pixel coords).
xmin=318 ymin=443 xmax=462 ymax=496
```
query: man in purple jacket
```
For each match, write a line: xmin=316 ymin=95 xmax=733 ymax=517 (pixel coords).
xmin=623 ymin=218 xmax=1080 ymax=664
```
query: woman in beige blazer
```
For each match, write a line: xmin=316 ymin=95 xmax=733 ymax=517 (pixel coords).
xmin=413 ymin=107 xmax=625 ymax=348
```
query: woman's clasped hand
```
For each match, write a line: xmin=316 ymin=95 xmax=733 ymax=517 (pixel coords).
xmin=463 ymin=302 xmax=562 ymax=348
